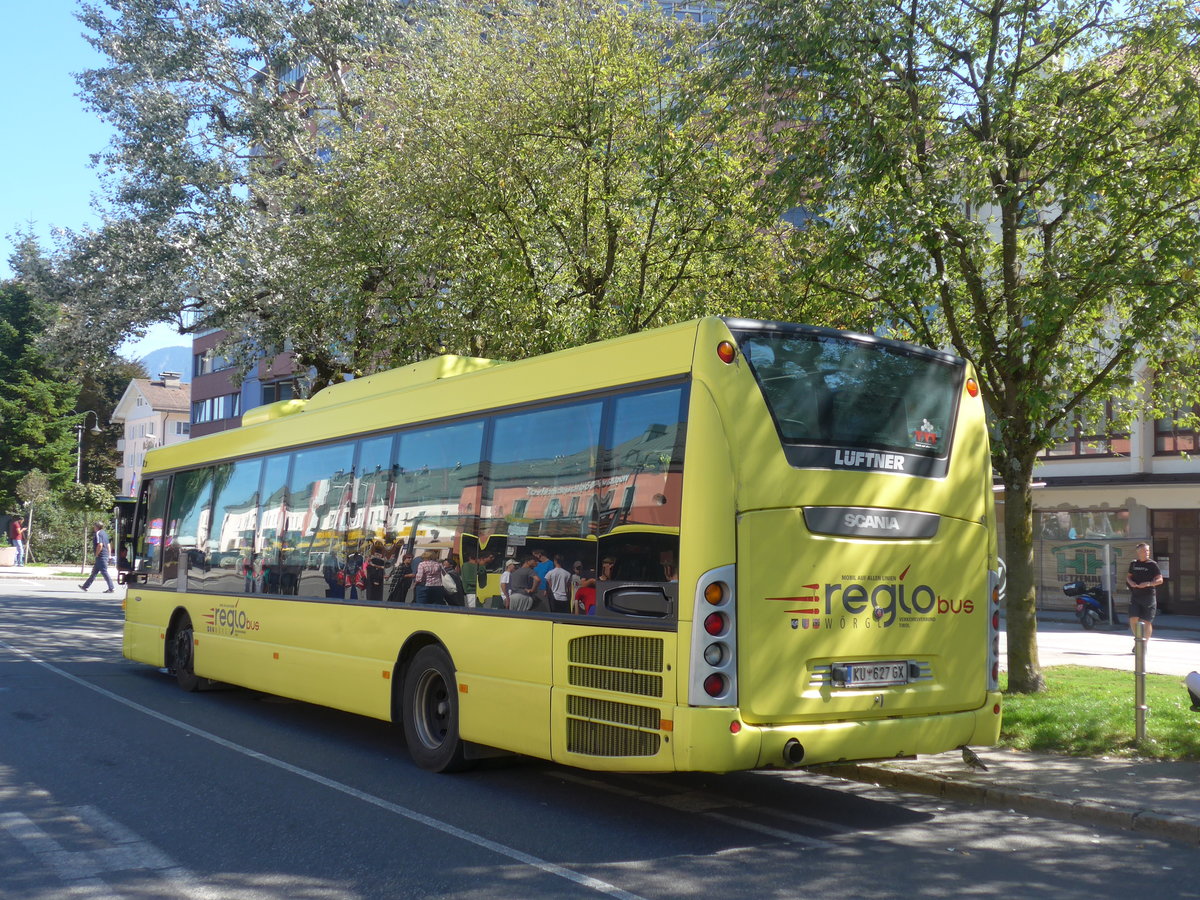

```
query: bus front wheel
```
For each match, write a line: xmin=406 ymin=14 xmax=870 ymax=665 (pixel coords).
xmin=401 ymin=645 xmax=470 ymax=772
xmin=170 ymin=615 xmax=201 ymax=692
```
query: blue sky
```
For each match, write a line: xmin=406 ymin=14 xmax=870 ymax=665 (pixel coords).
xmin=0 ymin=0 xmax=183 ymax=357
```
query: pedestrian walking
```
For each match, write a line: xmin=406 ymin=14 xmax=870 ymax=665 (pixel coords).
xmin=80 ymin=521 xmax=116 ymax=593
xmin=1126 ymin=541 xmax=1162 ymax=652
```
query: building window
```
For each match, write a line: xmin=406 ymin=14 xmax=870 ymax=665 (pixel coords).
xmin=1155 ymin=405 xmax=1200 ymax=455
xmin=1039 ymin=402 xmax=1129 ymax=458
xmin=262 ymin=380 xmax=296 ymax=405
xmin=1038 ymin=508 xmax=1130 ymax=540
xmin=176 ymin=421 xmax=191 ymax=435
xmin=194 ymin=352 xmax=233 ymax=377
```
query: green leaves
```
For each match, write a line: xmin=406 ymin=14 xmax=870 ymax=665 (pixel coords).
xmin=0 ymin=278 xmax=79 ymax=509
xmin=55 ymin=0 xmax=814 ymax=387
xmin=721 ymin=0 xmax=1200 ymax=692
xmin=60 ymin=482 xmax=115 ymax=515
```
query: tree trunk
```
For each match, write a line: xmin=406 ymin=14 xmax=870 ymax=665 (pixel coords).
xmin=1003 ymin=468 xmax=1045 ymax=693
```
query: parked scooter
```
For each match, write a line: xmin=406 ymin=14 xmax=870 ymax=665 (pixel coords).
xmin=1063 ymin=581 xmax=1116 ymax=630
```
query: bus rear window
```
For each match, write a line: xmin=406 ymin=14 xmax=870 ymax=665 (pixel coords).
xmin=733 ymin=329 xmax=962 ymax=459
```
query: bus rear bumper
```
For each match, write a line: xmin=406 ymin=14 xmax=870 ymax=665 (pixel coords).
xmin=673 ymin=692 xmax=1003 ymax=772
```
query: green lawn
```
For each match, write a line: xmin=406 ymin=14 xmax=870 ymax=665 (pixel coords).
xmin=1000 ymin=667 xmax=1200 ymax=760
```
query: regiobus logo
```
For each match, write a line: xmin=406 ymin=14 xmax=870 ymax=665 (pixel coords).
xmin=771 ymin=564 xmax=974 ymax=629
xmin=202 ymin=601 xmax=261 ymax=636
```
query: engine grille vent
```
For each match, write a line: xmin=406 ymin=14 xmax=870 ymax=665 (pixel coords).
xmin=567 ymin=694 xmax=661 ymax=730
xmin=568 ymin=634 xmax=664 ymax=672
xmin=567 ymin=718 xmax=661 ymax=757
xmin=568 ymin=666 xmax=663 ymax=697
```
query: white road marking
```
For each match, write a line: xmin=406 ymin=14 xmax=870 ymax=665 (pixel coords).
xmin=0 ymin=806 xmax=220 ymax=900
xmin=1 ymin=639 xmax=649 ymax=900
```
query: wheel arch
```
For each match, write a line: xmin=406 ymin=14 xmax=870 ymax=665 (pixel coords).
xmin=391 ymin=630 xmax=450 ymax=723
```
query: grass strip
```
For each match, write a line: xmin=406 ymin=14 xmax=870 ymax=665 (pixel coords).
xmin=1001 ymin=667 xmax=1200 ymax=760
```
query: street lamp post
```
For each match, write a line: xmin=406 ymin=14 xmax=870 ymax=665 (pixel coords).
xmin=75 ymin=411 xmax=103 ymax=484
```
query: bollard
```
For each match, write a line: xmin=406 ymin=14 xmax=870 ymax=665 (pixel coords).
xmin=1134 ymin=620 xmax=1147 ymax=743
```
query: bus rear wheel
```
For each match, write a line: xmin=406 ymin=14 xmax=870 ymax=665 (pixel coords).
xmin=170 ymin=614 xmax=201 ymax=692
xmin=402 ymin=645 xmax=470 ymax=772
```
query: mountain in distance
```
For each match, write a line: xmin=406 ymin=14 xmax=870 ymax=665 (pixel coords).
xmin=138 ymin=345 xmax=192 ymax=383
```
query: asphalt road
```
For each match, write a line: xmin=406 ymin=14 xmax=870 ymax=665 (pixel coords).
xmin=2 ymin=582 xmax=1198 ymax=900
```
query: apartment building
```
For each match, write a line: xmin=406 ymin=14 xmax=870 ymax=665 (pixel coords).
xmin=190 ymin=329 xmax=301 ymax=438
xmin=111 ymin=373 xmax=192 ymax=496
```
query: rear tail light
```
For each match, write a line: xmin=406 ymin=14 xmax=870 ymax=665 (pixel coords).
xmin=704 ymin=612 xmax=726 ymax=636
xmin=690 ymin=564 xmax=737 ymax=707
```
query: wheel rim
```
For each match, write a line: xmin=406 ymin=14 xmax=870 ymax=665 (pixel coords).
xmin=174 ymin=627 xmax=194 ymax=674
xmin=413 ymin=667 xmax=451 ymax=751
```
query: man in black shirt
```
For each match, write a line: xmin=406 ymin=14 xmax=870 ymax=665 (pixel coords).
xmin=1125 ymin=542 xmax=1163 ymax=651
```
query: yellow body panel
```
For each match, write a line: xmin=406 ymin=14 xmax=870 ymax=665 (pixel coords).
xmin=736 ymin=510 xmax=990 ymax=721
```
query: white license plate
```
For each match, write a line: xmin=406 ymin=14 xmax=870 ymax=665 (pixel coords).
xmin=839 ymin=660 xmax=909 ymax=687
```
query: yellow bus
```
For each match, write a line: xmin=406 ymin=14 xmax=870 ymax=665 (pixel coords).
xmin=124 ymin=317 xmax=1001 ymax=773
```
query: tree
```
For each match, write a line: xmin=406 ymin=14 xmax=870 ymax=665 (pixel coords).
xmin=61 ymin=0 xmax=809 ymax=389
xmin=720 ymin=0 xmax=1200 ymax=691
xmin=246 ymin=0 xmax=802 ymax=374
xmin=43 ymin=0 xmax=413 ymax=363
xmin=61 ymin=482 xmax=116 ymax=570
xmin=0 ymin=272 xmax=80 ymax=508
xmin=15 ymin=470 xmax=50 ymax=564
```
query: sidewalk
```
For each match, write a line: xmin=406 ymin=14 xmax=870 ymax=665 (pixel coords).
xmin=826 ymin=747 xmax=1200 ymax=847
xmin=0 ymin=565 xmax=110 ymax=582
xmin=1033 ymin=606 xmax=1200 ymax=634
xmin=831 ymin=608 xmax=1200 ymax=846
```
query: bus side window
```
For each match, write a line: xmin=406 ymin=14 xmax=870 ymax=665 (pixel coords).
xmin=162 ymin=467 xmax=216 ymax=591
xmin=257 ymin=452 xmax=295 ymax=595
xmin=137 ymin=477 xmax=170 ymax=583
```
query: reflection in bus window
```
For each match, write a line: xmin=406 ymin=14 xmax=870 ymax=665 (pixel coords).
xmin=136 ymin=477 xmax=169 ymax=581
xmin=289 ymin=441 xmax=356 ymax=599
xmin=488 ymin=400 xmax=603 ymax=543
xmin=257 ymin=453 xmax=294 ymax=595
xmin=202 ymin=459 xmax=263 ymax=594
xmin=356 ymin=433 xmax=396 ymax=542
xmin=741 ymin=333 xmax=958 ymax=456
xmin=162 ymin=467 xmax=214 ymax=590
xmin=395 ymin=420 xmax=484 ymax=561
xmin=605 ymin=385 xmax=687 ymax=530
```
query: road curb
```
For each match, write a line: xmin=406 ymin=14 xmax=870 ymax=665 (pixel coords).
xmin=824 ymin=763 xmax=1200 ymax=847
